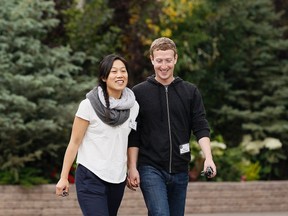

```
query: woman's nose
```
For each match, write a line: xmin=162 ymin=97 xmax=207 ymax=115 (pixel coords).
xmin=116 ymin=71 xmax=124 ymax=77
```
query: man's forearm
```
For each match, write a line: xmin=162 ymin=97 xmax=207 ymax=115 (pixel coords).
xmin=198 ymin=137 xmax=213 ymax=160
xmin=128 ymin=147 xmax=139 ymax=169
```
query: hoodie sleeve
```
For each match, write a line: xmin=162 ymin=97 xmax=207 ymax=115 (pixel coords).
xmin=128 ymin=114 xmax=141 ymax=148
xmin=128 ymin=84 xmax=143 ymax=148
xmin=191 ymin=87 xmax=210 ymax=141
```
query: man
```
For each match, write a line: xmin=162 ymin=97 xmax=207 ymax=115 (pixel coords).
xmin=127 ymin=37 xmax=216 ymax=216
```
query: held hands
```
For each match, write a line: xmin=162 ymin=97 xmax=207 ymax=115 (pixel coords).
xmin=55 ymin=178 xmax=70 ymax=197
xmin=126 ymin=167 xmax=140 ymax=191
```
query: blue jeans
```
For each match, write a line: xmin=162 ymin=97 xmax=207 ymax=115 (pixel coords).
xmin=138 ymin=165 xmax=189 ymax=216
xmin=75 ymin=164 xmax=126 ymax=216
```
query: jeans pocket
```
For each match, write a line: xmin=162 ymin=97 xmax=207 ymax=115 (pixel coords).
xmin=75 ymin=164 xmax=88 ymax=182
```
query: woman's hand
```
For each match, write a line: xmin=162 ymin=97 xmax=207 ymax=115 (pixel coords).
xmin=126 ymin=167 xmax=140 ymax=191
xmin=56 ymin=178 xmax=70 ymax=197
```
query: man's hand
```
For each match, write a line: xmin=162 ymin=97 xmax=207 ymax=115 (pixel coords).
xmin=127 ymin=168 xmax=140 ymax=191
xmin=203 ymin=158 xmax=217 ymax=178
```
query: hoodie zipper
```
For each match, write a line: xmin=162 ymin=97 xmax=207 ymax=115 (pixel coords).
xmin=165 ymin=86 xmax=173 ymax=173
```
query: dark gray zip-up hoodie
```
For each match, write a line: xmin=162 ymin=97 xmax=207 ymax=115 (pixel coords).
xmin=128 ymin=75 xmax=210 ymax=173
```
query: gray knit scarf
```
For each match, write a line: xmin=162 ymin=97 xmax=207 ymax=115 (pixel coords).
xmin=86 ymin=86 xmax=135 ymax=126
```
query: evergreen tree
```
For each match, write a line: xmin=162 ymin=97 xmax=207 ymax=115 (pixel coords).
xmin=64 ymin=0 xmax=118 ymax=70
xmin=63 ymin=0 xmax=161 ymax=85
xmin=206 ymin=0 xmax=288 ymax=142
xmin=0 ymin=0 xmax=92 ymax=185
xmin=200 ymin=0 xmax=288 ymax=179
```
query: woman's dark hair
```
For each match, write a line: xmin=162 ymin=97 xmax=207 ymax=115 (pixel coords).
xmin=98 ymin=54 xmax=129 ymax=109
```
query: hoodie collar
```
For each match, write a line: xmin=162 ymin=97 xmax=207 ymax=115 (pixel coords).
xmin=147 ymin=75 xmax=182 ymax=86
xmin=146 ymin=75 xmax=184 ymax=122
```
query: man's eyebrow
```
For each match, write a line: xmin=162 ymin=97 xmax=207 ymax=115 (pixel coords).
xmin=155 ymin=58 xmax=173 ymax=60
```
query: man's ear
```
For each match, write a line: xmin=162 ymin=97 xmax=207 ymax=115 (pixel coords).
xmin=174 ymin=54 xmax=178 ymax=64
xmin=150 ymin=55 xmax=155 ymax=65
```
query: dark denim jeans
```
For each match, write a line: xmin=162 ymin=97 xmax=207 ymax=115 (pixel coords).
xmin=75 ymin=164 xmax=126 ymax=216
xmin=138 ymin=165 xmax=189 ymax=216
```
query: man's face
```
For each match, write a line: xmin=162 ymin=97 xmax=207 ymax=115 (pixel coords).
xmin=150 ymin=49 xmax=177 ymax=85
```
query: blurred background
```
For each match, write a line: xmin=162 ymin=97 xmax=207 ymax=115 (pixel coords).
xmin=0 ymin=0 xmax=287 ymax=186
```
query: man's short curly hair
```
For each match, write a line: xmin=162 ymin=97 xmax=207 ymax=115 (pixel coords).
xmin=149 ymin=37 xmax=177 ymax=58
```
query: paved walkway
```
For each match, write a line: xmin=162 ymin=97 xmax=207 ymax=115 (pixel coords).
xmin=188 ymin=212 xmax=288 ymax=216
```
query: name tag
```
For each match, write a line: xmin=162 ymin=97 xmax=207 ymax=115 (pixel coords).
xmin=179 ymin=143 xmax=190 ymax=154
xmin=129 ymin=119 xmax=137 ymax=130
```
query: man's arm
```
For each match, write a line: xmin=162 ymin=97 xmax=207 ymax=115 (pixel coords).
xmin=198 ymin=137 xmax=217 ymax=178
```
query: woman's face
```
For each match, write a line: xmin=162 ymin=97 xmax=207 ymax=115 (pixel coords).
xmin=104 ymin=59 xmax=128 ymax=99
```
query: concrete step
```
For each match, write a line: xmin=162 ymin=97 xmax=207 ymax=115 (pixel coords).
xmin=0 ymin=181 xmax=288 ymax=216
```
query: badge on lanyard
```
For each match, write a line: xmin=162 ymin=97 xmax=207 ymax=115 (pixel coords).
xmin=179 ymin=143 xmax=190 ymax=154
xmin=129 ymin=119 xmax=137 ymax=130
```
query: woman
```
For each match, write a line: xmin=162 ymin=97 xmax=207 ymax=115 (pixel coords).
xmin=55 ymin=54 xmax=139 ymax=216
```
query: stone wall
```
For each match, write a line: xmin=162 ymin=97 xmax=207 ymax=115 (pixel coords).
xmin=0 ymin=181 xmax=288 ymax=216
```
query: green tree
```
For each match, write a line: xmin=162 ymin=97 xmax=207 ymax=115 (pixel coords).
xmin=0 ymin=0 xmax=93 ymax=185
xmin=62 ymin=0 xmax=161 ymax=85
xmin=64 ymin=0 xmax=118 ymax=75
xmin=206 ymin=0 xmax=288 ymax=142
xmin=201 ymin=0 xmax=288 ymax=179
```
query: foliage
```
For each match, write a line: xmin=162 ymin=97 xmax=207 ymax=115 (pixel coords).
xmin=190 ymin=138 xmax=242 ymax=182
xmin=190 ymin=133 xmax=286 ymax=181
xmin=0 ymin=0 xmax=93 ymax=185
xmin=62 ymin=0 xmax=161 ymax=85
xmin=1 ymin=0 xmax=288 ymax=184
xmin=118 ymin=0 xmax=164 ymax=84
xmin=43 ymin=0 xmax=75 ymax=47
xmin=0 ymin=167 xmax=48 ymax=187
xmin=179 ymin=0 xmax=288 ymax=179
xmin=59 ymin=0 xmax=288 ymax=181
xmin=202 ymin=0 xmax=288 ymax=148
xmin=144 ymin=0 xmax=214 ymax=85
xmin=241 ymin=135 xmax=287 ymax=179
xmin=63 ymin=0 xmax=120 ymax=75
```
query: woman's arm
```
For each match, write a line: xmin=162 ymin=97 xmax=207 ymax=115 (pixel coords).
xmin=55 ymin=116 xmax=89 ymax=196
xmin=127 ymin=147 xmax=140 ymax=191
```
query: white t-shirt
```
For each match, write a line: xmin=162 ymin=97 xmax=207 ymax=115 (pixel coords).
xmin=75 ymin=98 xmax=139 ymax=183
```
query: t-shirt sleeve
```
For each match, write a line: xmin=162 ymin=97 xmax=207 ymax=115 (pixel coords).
xmin=75 ymin=99 xmax=92 ymax=121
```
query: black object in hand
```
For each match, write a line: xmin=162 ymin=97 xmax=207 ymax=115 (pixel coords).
xmin=201 ymin=166 xmax=213 ymax=177
xmin=61 ymin=191 xmax=69 ymax=197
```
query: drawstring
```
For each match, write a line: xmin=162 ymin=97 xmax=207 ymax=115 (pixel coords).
xmin=159 ymin=85 xmax=164 ymax=122
xmin=148 ymin=75 xmax=188 ymax=122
